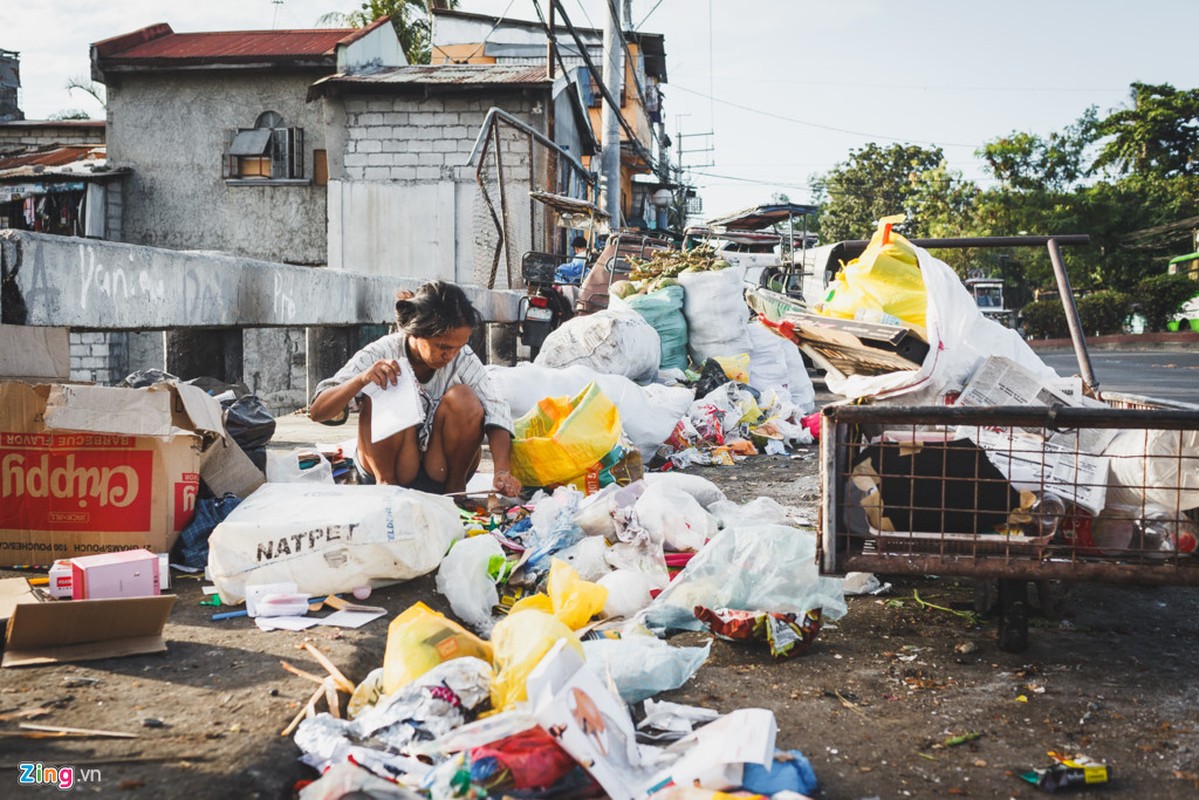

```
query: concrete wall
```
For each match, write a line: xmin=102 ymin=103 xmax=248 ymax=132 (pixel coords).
xmin=1 ymin=231 xmax=522 ymax=409
xmin=0 ymin=121 xmax=105 ymax=153
xmin=104 ymin=71 xmax=328 ymax=265
xmin=326 ymin=93 xmax=542 ymax=287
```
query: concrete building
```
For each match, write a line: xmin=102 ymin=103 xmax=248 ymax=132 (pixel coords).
xmin=91 ymin=19 xmax=405 ymax=266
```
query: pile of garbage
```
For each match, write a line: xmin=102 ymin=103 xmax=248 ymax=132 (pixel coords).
xmin=229 ymin=476 xmax=848 ymax=799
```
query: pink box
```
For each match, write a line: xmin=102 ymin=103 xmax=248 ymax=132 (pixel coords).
xmin=70 ymin=549 xmax=161 ymax=600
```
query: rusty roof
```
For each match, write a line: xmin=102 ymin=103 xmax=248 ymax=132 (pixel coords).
xmin=0 ymin=145 xmax=102 ymax=170
xmin=313 ymin=64 xmax=549 ymax=94
xmin=0 ymin=144 xmax=128 ymax=182
xmin=93 ymin=20 xmax=387 ymax=69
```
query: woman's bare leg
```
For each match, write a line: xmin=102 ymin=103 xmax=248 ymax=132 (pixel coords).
xmin=356 ymin=396 xmax=421 ymax=485
xmin=421 ymin=384 xmax=485 ymax=493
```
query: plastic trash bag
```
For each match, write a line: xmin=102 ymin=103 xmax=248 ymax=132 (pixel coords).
xmin=817 ymin=228 xmax=928 ymax=331
xmin=642 ymin=473 xmax=727 ymax=510
xmin=626 ymin=285 xmax=689 ymax=372
xmin=597 ymin=569 xmax=656 ymax=618
xmin=435 ymin=535 xmax=505 ymax=636
xmin=510 ymin=382 xmax=622 ymax=489
xmin=632 ymin=483 xmax=716 ymax=552
xmin=382 ymin=602 xmax=494 ymax=695
xmin=469 ymin=727 xmax=578 ymax=792
xmin=266 ymin=448 xmax=335 ymax=484
xmin=582 ymin=635 xmax=711 ymax=704
xmin=534 ymin=298 xmax=661 ymax=384
xmin=488 ymin=362 xmax=692 ymax=460
xmin=1104 ymin=427 xmax=1199 ymax=512
xmin=554 ymin=535 xmax=612 ymax=582
xmin=678 ymin=264 xmax=753 ymax=364
xmin=222 ymin=394 xmax=275 ymax=469
xmin=207 ymin=484 xmax=460 ymax=604
xmin=639 ymin=523 xmax=847 ymax=634
xmin=547 ymin=558 xmax=608 ymax=630
xmin=173 ymin=492 xmax=241 ymax=569
xmin=820 ymin=225 xmax=1058 ymax=404
xmin=741 ymin=750 xmax=819 ymax=796
xmin=489 ymin=610 xmax=583 ymax=712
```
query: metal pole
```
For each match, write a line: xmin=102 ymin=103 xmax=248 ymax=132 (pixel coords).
xmin=1046 ymin=237 xmax=1100 ymax=395
xmin=600 ymin=0 xmax=623 ymax=227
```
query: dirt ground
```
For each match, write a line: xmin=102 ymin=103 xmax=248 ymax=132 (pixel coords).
xmin=2 ymin=401 xmax=1199 ymax=799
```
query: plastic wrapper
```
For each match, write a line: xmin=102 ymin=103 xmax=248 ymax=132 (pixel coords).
xmin=468 ymin=727 xmax=578 ymax=792
xmin=639 ymin=523 xmax=847 ymax=634
xmin=583 ymin=635 xmax=711 ymax=704
xmin=435 ymin=534 xmax=504 ymax=635
xmin=295 ymin=657 xmax=493 ymax=763
xmin=694 ymin=606 xmax=823 ymax=658
xmin=519 ymin=485 xmax=585 ymax=575
xmin=489 ymin=609 xmax=583 ymax=712
xmin=382 ymin=602 xmax=493 ymax=696
xmin=297 ymin=762 xmax=424 ymax=800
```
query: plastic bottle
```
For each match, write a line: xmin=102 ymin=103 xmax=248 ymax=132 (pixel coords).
xmin=1027 ymin=492 xmax=1066 ymax=538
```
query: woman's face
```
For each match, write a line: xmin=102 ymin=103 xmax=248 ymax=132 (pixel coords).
xmin=409 ymin=325 xmax=472 ymax=371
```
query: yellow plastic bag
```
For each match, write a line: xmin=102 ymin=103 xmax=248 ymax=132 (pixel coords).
xmin=510 ymin=382 xmax=622 ymax=488
xmin=382 ymin=601 xmax=494 ymax=695
xmin=489 ymin=609 xmax=583 ymax=711
xmin=505 ymin=559 xmax=608 ymax=630
xmin=817 ymin=217 xmax=927 ymax=332
xmin=547 ymin=558 xmax=608 ymax=630
xmin=714 ymin=353 xmax=750 ymax=384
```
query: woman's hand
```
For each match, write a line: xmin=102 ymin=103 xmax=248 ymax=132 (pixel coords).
xmin=360 ymin=359 xmax=402 ymax=390
xmin=493 ymin=470 xmax=522 ymax=497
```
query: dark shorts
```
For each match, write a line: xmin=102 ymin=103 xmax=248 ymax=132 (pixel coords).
xmin=354 ymin=460 xmax=446 ymax=494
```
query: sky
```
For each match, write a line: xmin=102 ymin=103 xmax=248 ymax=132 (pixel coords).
xmin=8 ymin=1 xmax=1199 ymax=221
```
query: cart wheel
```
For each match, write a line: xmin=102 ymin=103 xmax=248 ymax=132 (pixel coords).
xmin=997 ymin=579 xmax=1029 ymax=653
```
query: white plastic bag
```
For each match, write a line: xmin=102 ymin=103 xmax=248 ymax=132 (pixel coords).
xmin=780 ymin=326 xmax=817 ymax=413
xmin=747 ymin=318 xmax=789 ymax=395
xmin=1104 ymin=427 xmax=1199 ymax=511
xmin=436 ymin=534 xmax=504 ymax=635
xmin=582 ymin=635 xmax=711 ymax=704
xmin=207 ymin=483 xmax=460 ymax=604
xmin=632 ymin=483 xmax=716 ymax=553
xmin=639 ymin=523 xmax=848 ymax=634
xmin=677 ymin=264 xmax=752 ymax=364
xmin=266 ymin=448 xmax=334 ymax=484
xmin=641 ymin=473 xmax=727 ymax=510
xmin=824 ymin=244 xmax=1057 ymax=404
xmin=534 ymin=297 xmax=661 ymax=384
xmin=597 ymin=569 xmax=656 ymax=618
xmin=487 ymin=362 xmax=693 ymax=459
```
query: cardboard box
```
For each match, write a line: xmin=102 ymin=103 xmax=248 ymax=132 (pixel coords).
xmin=0 ymin=380 xmax=225 ymax=566
xmin=71 ymin=548 xmax=160 ymax=599
xmin=0 ymin=325 xmax=70 ymax=380
xmin=3 ymin=594 xmax=176 ymax=667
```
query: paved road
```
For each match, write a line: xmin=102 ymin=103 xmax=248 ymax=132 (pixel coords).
xmin=1040 ymin=348 xmax=1199 ymax=406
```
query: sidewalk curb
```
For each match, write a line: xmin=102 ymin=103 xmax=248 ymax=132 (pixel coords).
xmin=1026 ymin=331 xmax=1199 ymax=352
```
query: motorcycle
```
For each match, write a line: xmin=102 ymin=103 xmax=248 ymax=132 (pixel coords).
xmin=518 ymin=251 xmax=577 ymax=359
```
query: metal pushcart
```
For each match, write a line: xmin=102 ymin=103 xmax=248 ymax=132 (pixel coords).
xmin=805 ymin=234 xmax=1199 ymax=651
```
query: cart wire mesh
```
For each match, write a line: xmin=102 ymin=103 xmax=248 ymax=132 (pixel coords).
xmin=820 ymin=400 xmax=1199 ymax=586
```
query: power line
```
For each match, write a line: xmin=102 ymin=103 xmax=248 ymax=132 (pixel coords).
xmin=670 ymin=83 xmax=980 ymax=149
xmin=707 ymin=77 xmax=1126 ymax=94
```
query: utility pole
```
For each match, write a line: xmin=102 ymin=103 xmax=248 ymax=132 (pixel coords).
xmin=600 ymin=0 xmax=623 ymax=227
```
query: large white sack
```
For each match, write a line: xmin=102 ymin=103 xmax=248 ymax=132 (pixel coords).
xmin=486 ymin=362 xmax=693 ymax=458
xmin=1104 ymin=427 xmax=1199 ymax=511
xmin=781 ymin=335 xmax=817 ymax=413
xmin=534 ymin=298 xmax=660 ymax=384
xmin=677 ymin=265 xmax=753 ymax=364
xmin=824 ymin=245 xmax=1057 ymax=404
xmin=207 ymin=483 xmax=460 ymax=604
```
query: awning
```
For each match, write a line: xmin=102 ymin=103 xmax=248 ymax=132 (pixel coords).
xmin=230 ymin=129 xmax=272 ymax=156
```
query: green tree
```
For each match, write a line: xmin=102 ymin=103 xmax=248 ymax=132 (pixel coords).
xmin=810 ymin=143 xmax=972 ymax=241
xmin=1093 ymin=83 xmax=1199 ymax=179
xmin=319 ymin=1 xmax=457 ymax=65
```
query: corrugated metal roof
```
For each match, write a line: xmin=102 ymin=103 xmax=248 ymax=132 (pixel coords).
xmin=322 ymin=63 xmax=549 ymax=88
xmin=110 ymin=30 xmax=354 ymax=61
xmin=0 ymin=145 xmax=102 ymax=170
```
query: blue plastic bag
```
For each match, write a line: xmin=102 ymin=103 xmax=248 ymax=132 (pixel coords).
xmin=742 ymin=750 xmax=819 ymax=795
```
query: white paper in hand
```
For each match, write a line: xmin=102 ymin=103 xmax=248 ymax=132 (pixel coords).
xmin=361 ymin=360 xmax=425 ymax=443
